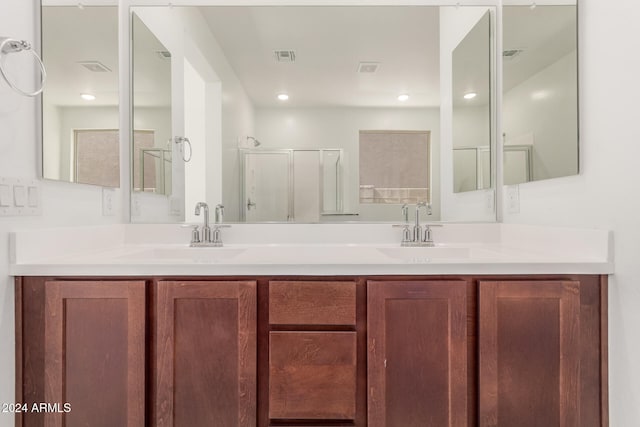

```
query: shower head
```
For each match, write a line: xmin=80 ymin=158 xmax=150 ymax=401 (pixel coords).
xmin=247 ymin=136 xmax=261 ymax=147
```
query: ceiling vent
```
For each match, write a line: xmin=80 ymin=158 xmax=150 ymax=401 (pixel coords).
xmin=357 ymin=62 xmax=380 ymax=73
xmin=156 ymin=51 xmax=171 ymax=60
xmin=77 ymin=61 xmax=111 ymax=72
xmin=503 ymin=49 xmax=524 ymax=59
xmin=274 ymin=50 xmax=296 ymax=63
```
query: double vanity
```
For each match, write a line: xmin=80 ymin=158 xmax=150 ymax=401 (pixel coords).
xmin=11 ymin=223 xmax=611 ymax=427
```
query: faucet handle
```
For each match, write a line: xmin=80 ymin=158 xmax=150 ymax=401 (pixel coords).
xmin=211 ymin=223 xmax=231 ymax=247
xmin=421 ymin=224 xmax=443 ymax=246
xmin=182 ymin=224 xmax=201 ymax=245
xmin=400 ymin=204 xmax=410 ymax=223
xmin=215 ymin=204 xmax=225 ymax=224
xmin=392 ymin=224 xmax=412 ymax=246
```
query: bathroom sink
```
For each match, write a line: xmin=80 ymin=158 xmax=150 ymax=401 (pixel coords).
xmin=377 ymin=246 xmax=471 ymax=262
xmin=117 ymin=247 xmax=246 ymax=263
xmin=238 ymin=245 xmax=388 ymax=264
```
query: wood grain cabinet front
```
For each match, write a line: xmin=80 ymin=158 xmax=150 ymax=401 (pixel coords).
xmin=269 ymin=331 xmax=357 ymax=420
xmin=16 ymin=275 xmax=606 ymax=427
xmin=264 ymin=280 xmax=362 ymax=426
xmin=18 ymin=279 xmax=145 ymax=427
xmin=367 ymin=280 xmax=469 ymax=427
xmin=153 ymin=280 xmax=257 ymax=427
xmin=478 ymin=279 xmax=605 ymax=427
xmin=269 ymin=280 xmax=356 ymax=326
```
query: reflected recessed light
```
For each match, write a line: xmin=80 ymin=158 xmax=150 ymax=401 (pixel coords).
xmin=397 ymin=94 xmax=409 ymax=101
xmin=80 ymin=93 xmax=96 ymax=101
xmin=277 ymin=93 xmax=289 ymax=101
xmin=464 ymin=92 xmax=477 ymax=100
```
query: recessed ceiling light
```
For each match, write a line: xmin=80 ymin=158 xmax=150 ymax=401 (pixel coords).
xmin=397 ymin=94 xmax=409 ymax=101
xmin=464 ymin=92 xmax=477 ymax=100
xmin=80 ymin=93 xmax=96 ymax=101
xmin=277 ymin=93 xmax=289 ymax=101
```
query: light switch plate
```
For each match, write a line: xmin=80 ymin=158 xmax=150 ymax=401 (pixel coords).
xmin=0 ymin=177 xmax=41 ymax=216
xmin=27 ymin=186 xmax=39 ymax=207
xmin=13 ymin=185 xmax=26 ymax=207
xmin=0 ymin=184 xmax=11 ymax=207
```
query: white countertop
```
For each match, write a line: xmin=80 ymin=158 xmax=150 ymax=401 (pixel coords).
xmin=8 ymin=223 xmax=614 ymax=276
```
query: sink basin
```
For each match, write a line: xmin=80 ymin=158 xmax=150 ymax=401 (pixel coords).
xmin=238 ymin=245 xmax=388 ymax=264
xmin=377 ymin=246 xmax=471 ymax=262
xmin=118 ymin=247 xmax=246 ymax=263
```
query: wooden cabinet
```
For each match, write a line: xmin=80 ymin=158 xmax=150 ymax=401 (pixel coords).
xmin=367 ymin=280 xmax=469 ymax=427
xmin=17 ymin=275 xmax=606 ymax=427
xmin=153 ymin=280 xmax=257 ymax=427
xmin=18 ymin=279 xmax=145 ymax=427
xmin=478 ymin=279 xmax=606 ymax=427
xmin=264 ymin=280 xmax=362 ymax=426
xmin=269 ymin=280 xmax=356 ymax=326
xmin=269 ymin=331 xmax=357 ymax=419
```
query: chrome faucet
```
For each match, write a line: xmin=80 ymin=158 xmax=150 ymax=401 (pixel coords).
xmin=393 ymin=201 xmax=438 ymax=247
xmin=395 ymin=204 xmax=412 ymax=245
xmin=191 ymin=202 xmax=231 ymax=247
xmin=211 ymin=204 xmax=230 ymax=247
xmin=194 ymin=202 xmax=211 ymax=244
xmin=413 ymin=202 xmax=430 ymax=242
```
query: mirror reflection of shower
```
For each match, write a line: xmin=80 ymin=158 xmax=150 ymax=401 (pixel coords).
xmin=241 ymin=148 xmax=344 ymax=222
xmin=247 ymin=136 xmax=261 ymax=147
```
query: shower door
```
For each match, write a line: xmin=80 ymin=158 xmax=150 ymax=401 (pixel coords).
xmin=242 ymin=151 xmax=292 ymax=222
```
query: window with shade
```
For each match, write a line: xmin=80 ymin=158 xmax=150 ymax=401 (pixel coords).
xmin=358 ymin=130 xmax=431 ymax=204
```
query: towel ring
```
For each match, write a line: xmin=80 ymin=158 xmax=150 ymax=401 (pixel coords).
xmin=173 ymin=136 xmax=192 ymax=162
xmin=0 ymin=37 xmax=47 ymax=97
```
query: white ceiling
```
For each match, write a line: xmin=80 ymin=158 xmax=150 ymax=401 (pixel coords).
xmin=41 ymin=5 xmax=576 ymax=110
xmin=42 ymin=6 xmax=119 ymax=107
xmin=132 ymin=13 xmax=172 ymax=108
xmin=452 ymin=11 xmax=491 ymax=107
xmin=503 ymin=5 xmax=577 ymax=92
xmin=200 ymin=6 xmax=441 ymax=108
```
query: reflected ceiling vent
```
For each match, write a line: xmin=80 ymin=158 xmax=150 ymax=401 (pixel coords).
xmin=503 ymin=49 xmax=524 ymax=59
xmin=274 ymin=50 xmax=296 ymax=63
xmin=156 ymin=51 xmax=171 ymax=60
xmin=357 ymin=62 xmax=380 ymax=73
xmin=77 ymin=61 xmax=111 ymax=72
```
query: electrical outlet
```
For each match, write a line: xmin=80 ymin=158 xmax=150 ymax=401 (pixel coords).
xmin=131 ymin=196 xmax=141 ymax=217
xmin=506 ymin=185 xmax=520 ymax=214
xmin=485 ymin=190 xmax=495 ymax=214
xmin=169 ymin=197 xmax=182 ymax=216
xmin=102 ymin=188 xmax=115 ymax=216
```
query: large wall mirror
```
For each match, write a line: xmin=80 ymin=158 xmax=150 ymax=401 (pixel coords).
xmin=452 ymin=11 xmax=492 ymax=193
xmin=131 ymin=5 xmax=495 ymax=223
xmin=132 ymin=13 xmax=172 ymax=196
xmin=502 ymin=1 xmax=578 ymax=185
xmin=41 ymin=3 xmax=119 ymax=187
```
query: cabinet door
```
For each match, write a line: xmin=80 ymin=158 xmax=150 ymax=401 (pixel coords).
xmin=367 ymin=280 xmax=468 ymax=427
xmin=43 ymin=280 xmax=145 ymax=427
xmin=269 ymin=331 xmax=357 ymax=420
xmin=479 ymin=280 xmax=580 ymax=427
xmin=154 ymin=280 xmax=257 ymax=427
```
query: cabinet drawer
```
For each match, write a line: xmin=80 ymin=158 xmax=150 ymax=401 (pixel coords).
xmin=269 ymin=331 xmax=357 ymax=420
xmin=269 ymin=280 xmax=356 ymax=325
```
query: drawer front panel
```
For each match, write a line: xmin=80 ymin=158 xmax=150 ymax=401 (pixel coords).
xmin=269 ymin=281 xmax=356 ymax=325
xmin=269 ymin=331 xmax=357 ymax=420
